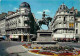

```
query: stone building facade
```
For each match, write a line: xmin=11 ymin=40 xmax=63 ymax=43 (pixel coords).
xmin=0 ymin=2 xmax=39 ymax=41
xmin=49 ymin=4 xmax=79 ymax=41
xmin=75 ymin=11 xmax=80 ymax=39
xmin=0 ymin=13 xmax=7 ymax=39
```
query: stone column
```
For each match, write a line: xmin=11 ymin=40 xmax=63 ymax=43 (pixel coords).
xmin=37 ymin=33 xmax=40 ymax=41
xmin=27 ymin=34 xmax=30 ymax=42
xmin=21 ymin=35 xmax=23 ymax=41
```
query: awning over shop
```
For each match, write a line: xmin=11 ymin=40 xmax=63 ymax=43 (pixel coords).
xmin=66 ymin=34 xmax=74 ymax=38
xmin=53 ymin=34 xmax=74 ymax=38
xmin=10 ymin=35 xmax=18 ymax=38
xmin=53 ymin=34 xmax=65 ymax=38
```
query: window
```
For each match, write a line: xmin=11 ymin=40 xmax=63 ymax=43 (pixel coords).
xmin=40 ymin=34 xmax=51 ymax=37
xmin=59 ymin=17 xmax=61 ymax=18
xmin=70 ymin=17 xmax=74 ymax=21
xmin=69 ymin=23 xmax=74 ymax=28
xmin=70 ymin=12 xmax=73 ymax=14
xmin=76 ymin=29 xmax=78 ymax=34
xmin=71 ymin=17 xmax=73 ymax=19
xmin=63 ymin=7 xmax=65 ymax=9
xmin=76 ymin=23 xmax=78 ymax=27
xmin=16 ymin=21 xmax=17 ymax=26
xmin=66 ymin=30 xmax=67 ymax=33
xmin=18 ymin=19 xmax=21 ymax=23
xmin=64 ymin=17 xmax=65 ymax=21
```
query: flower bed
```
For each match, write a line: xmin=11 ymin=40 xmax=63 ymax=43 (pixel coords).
xmin=42 ymin=46 xmax=74 ymax=52
xmin=30 ymin=50 xmax=54 ymax=55
xmin=78 ymin=51 xmax=80 ymax=54
xmin=22 ymin=44 xmax=28 ymax=48
xmin=22 ymin=44 xmax=80 ymax=56
xmin=33 ymin=47 xmax=42 ymax=49
xmin=59 ymin=53 xmax=73 ymax=56
xmin=22 ymin=44 xmax=26 ymax=46
xmin=22 ymin=44 xmax=31 ymax=48
xmin=30 ymin=50 xmax=40 ymax=53
xmin=29 ymin=50 xmax=80 ymax=56
xmin=39 ymin=52 xmax=54 ymax=55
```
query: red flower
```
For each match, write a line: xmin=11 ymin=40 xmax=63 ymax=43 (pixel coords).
xmin=78 ymin=51 xmax=80 ymax=54
xmin=22 ymin=44 xmax=26 ymax=46
xmin=27 ymin=44 xmax=31 ymax=46
xmin=39 ymin=52 xmax=54 ymax=55
xmin=31 ymin=50 xmax=40 ymax=53
xmin=59 ymin=53 xmax=73 ymax=55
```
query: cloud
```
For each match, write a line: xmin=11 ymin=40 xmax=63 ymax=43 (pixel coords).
xmin=37 ymin=9 xmax=50 ymax=15
xmin=0 ymin=0 xmax=1 ymax=2
xmin=14 ymin=7 xmax=18 ymax=10
xmin=43 ymin=9 xmax=50 ymax=13
xmin=37 ymin=11 xmax=43 ymax=14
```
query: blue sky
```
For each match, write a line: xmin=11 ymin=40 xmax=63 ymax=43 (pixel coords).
xmin=0 ymin=0 xmax=80 ymax=30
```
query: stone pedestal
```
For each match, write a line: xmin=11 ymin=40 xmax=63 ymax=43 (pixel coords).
xmin=37 ymin=30 xmax=53 ymax=41
xmin=32 ymin=30 xmax=58 ymax=47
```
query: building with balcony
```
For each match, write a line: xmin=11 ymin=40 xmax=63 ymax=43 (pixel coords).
xmin=74 ymin=11 xmax=80 ymax=40
xmin=49 ymin=4 xmax=77 ymax=41
xmin=0 ymin=2 xmax=39 ymax=41
xmin=0 ymin=13 xmax=7 ymax=39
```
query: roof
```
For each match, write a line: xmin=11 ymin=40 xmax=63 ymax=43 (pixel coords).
xmin=58 ymin=3 xmax=68 ymax=11
xmin=0 ymin=13 xmax=7 ymax=20
xmin=20 ymin=2 xmax=30 ymax=8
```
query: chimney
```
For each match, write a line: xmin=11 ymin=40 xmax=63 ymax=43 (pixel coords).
xmin=8 ymin=11 xmax=14 ymax=15
xmin=75 ymin=9 xmax=78 ymax=14
xmin=16 ymin=10 xmax=18 ymax=12
xmin=71 ymin=7 xmax=74 ymax=11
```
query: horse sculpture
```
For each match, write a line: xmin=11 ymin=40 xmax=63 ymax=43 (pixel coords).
xmin=38 ymin=11 xmax=52 ymax=29
xmin=38 ymin=17 xmax=52 ymax=29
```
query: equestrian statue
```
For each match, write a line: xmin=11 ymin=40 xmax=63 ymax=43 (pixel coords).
xmin=38 ymin=11 xmax=52 ymax=29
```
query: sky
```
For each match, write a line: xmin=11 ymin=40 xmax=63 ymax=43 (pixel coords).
xmin=0 ymin=0 xmax=80 ymax=30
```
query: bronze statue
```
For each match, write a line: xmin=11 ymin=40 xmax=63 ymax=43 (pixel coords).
xmin=38 ymin=11 xmax=52 ymax=29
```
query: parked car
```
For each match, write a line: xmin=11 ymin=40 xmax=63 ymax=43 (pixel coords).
xmin=0 ymin=38 xmax=4 ymax=41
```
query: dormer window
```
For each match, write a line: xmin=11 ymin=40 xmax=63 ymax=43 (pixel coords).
xmin=63 ymin=6 xmax=65 ymax=9
xmin=70 ymin=12 xmax=73 ymax=14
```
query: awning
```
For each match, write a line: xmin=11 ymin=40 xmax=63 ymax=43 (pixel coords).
xmin=53 ymin=34 xmax=65 ymax=38
xmin=66 ymin=34 xmax=74 ymax=38
xmin=10 ymin=35 xmax=18 ymax=38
